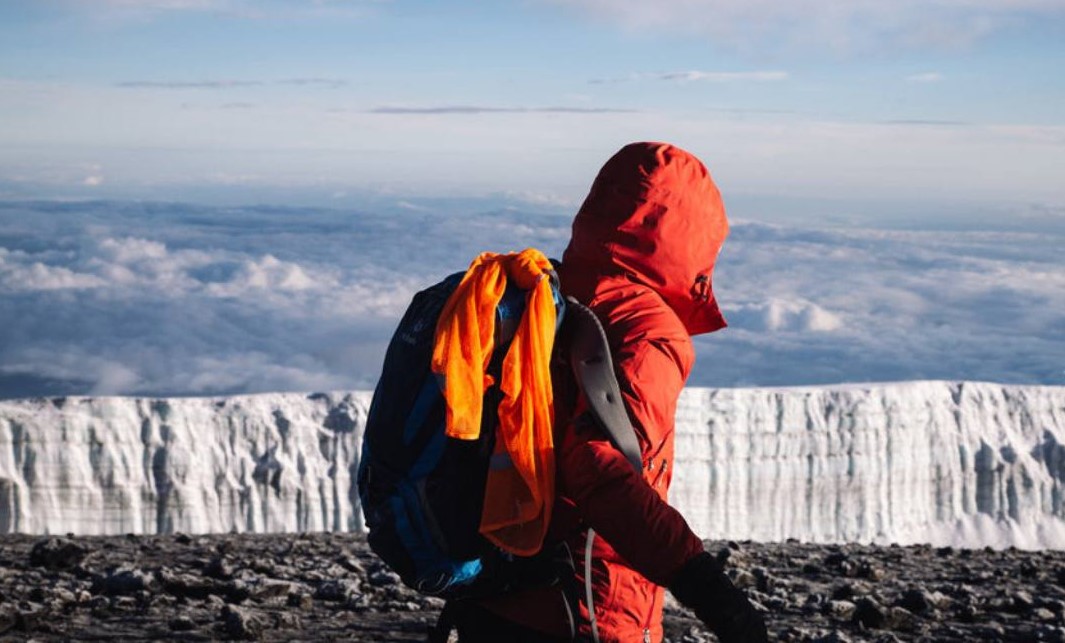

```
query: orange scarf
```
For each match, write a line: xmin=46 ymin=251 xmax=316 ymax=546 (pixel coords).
xmin=431 ymin=248 xmax=557 ymax=556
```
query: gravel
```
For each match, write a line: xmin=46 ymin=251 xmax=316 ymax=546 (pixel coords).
xmin=0 ymin=533 xmax=1060 ymax=641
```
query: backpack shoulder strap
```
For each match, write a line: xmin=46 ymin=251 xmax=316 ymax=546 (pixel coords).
xmin=563 ymin=296 xmax=643 ymax=472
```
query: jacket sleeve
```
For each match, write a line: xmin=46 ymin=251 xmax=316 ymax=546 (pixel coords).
xmin=556 ymin=331 xmax=704 ymax=586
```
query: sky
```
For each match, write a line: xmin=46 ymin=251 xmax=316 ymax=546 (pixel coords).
xmin=0 ymin=1 xmax=1063 ymax=398
xmin=1 ymin=0 xmax=1064 ymax=221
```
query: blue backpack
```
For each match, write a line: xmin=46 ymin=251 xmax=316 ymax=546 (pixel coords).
xmin=356 ymin=262 xmax=641 ymax=599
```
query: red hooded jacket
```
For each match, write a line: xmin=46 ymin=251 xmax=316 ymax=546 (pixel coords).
xmin=483 ymin=142 xmax=729 ymax=642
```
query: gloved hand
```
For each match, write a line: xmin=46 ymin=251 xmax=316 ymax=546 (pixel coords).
xmin=668 ymin=552 xmax=768 ymax=643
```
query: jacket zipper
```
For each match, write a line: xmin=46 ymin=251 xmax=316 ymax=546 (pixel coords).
xmin=585 ymin=529 xmax=600 ymax=643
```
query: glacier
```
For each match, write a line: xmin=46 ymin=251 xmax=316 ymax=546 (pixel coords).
xmin=0 ymin=381 xmax=1063 ymax=549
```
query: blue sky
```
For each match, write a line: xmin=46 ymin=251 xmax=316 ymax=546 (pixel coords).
xmin=0 ymin=1 xmax=1064 ymax=398
xmin=1 ymin=0 xmax=1064 ymax=223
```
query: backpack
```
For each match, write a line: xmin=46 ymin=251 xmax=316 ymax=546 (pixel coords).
xmin=356 ymin=255 xmax=641 ymax=599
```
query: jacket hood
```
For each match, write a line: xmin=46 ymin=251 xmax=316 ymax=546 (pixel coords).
xmin=559 ymin=141 xmax=729 ymax=336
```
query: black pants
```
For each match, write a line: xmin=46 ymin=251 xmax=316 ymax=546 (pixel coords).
xmin=431 ymin=601 xmax=573 ymax=643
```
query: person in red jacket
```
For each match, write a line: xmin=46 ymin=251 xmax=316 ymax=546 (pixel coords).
xmin=448 ymin=141 xmax=767 ymax=642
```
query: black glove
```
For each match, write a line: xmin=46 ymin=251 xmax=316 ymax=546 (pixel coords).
xmin=668 ymin=552 xmax=768 ymax=643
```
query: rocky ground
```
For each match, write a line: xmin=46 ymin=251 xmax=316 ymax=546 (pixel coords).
xmin=0 ymin=532 xmax=1062 ymax=642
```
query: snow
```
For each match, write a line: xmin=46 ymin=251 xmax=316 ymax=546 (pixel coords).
xmin=1 ymin=381 xmax=1063 ymax=549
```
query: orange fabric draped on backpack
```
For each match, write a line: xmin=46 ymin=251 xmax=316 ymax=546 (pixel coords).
xmin=430 ymin=248 xmax=558 ymax=556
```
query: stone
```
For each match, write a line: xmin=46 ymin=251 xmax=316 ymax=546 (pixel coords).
xmin=730 ymin=569 xmax=757 ymax=590
xmin=853 ymin=597 xmax=887 ymax=629
xmin=825 ymin=600 xmax=857 ymax=621
xmin=204 ymin=556 xmax=234 ymax=580
xmin=286 ymin=592 xmax=313 ymax=610
xmin=314 ymin=578 xmax=361 ymax=602
xmin=222 ymin=604 xmax=264 ymax=640
xmin=898 ymin=587 xmax=934 ymax=614
xmin=98 ymin=568 xmax=156 ymax=595
xmin=28 ymin=539 xmax=88 ymax=571
xmin=168 ymin=615 xmax=196 ymax=631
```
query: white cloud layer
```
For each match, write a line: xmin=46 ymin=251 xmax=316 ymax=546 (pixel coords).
xmin=66 ymin=0 xmax=385 ymax=21
xmin=0 ymin=199 xmax=1061 ymax=398
xmin=547 ymin=0 xmax=1065 ymax=52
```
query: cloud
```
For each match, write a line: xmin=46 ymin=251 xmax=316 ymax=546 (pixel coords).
xmin=905 ymin=72 xmax=944 ymax=83
xmin=118 ymin=80 xmax=264 ymax=89
xmin=69 ymin=0 xmax=382 ymax=19
xmin=117 ymin=78 xmax=346 ymax=90
xmin=277 ymin=78 xmax=347 ymax=89
xmin=0 ymin=251 xmax=107 ymax=291
xmin=880 ymin=119 xmax=967 ymax=126
xmin=591 ymin=70 xmax=788 ymax=84
xmin=544 ymin=0 xmax=1065 ymax=53
xmin=0 ymin=200 xmax=1062 ymax=399
xmin=724 ymin=298 xmax=843 ymax=333
xmin=366 ymin=105 xmax=637 ymax=115
xmin=660 ymin=70 xmax=788 ymax=82
xmin=96 ymin=0 xmax=223 ymax=9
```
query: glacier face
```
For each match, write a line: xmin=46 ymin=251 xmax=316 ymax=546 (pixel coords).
xmin=0 ymin=381 xmax=1063 ymax=549
xmin=0 ymin=393 xmax=369 ymax=536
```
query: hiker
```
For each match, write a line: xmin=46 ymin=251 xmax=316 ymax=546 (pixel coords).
xmin=448 ymin=141 xmax=768 ymax=642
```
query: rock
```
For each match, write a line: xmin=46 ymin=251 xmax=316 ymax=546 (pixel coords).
xmin=286 ymin=592 xmax=313 ymax=610
xmin=813 ymin=632 xmax=854 ymax=643
xmin=97 ymin=567 xmax=156 ymax=595
xmin=955 ymin=603 xmax=978 ymax=623
xmin=752 ymin=567 xmax=777 ymax=593
xmin=272 ymin=612 xmax=303 ymax=630
xmin=158 ymin=570 xmax=222 ymax=600
xmin=28 ymin=538 xmax=88 ymax=570
xmin=831 ymin=583 xmax=858 ymax=601
xmin=222 ymin=604 xmax=264 ymax=640
xmin=1036 ymin=625 xmax=1065 ymax=643
xmin=802 ymin=562 xmax=823 ymax=576
xmin=168 ymin=615 xmax=196 ymax=631
xmin=678 ymin=625 xmax=715 ymax=642
xmin=824 ymin=552 xmax=849 ymax=567
xmin=14 ymin=608 xmax=46 ymax=633
xmin=858 ymin=562 xmax=886 ymax=581
xmin=898 ymin=587 xmax=934 ymax=614
xmin=1045 ymin=600 xmax=1065 ymax=618
xmin=0 ymin=609 xmax=17 ymax=636
xmin=976 ymin=622 xmax=1007 ymax=638
xmin=366 ymin=568 xmax=401 ymax=588
xmin=223 ymin=580 xmax=251 ymax=604
xmin=314 ymin=578 xmax=361 ymax=602
xmin=249 ymin=579 xmax=303 ymax=603
xmin=729 ymin=569 xmax=757 ymax=590
xmin=825 ymin=600 xmax=857 ymax=621
xmin=853 ymin=597 xmax=887 ymax=629
xmin=1012 ymin=590 xmax=1036 ymax=612
xmin=336 ymin=556 xmax=365 ymax=574
xmin=886 ymin=607 xmax=917 ymax=632
xmin=204 ymin=556 xmax=234 ymax=580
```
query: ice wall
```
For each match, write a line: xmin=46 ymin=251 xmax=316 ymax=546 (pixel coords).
xmin=672 ymin=382 xmax=1065 ymax=549
xmin=0 ymin=393 xmax=369 ymax=535
xmin=1 ymin=381 xmax=1063 ymax=548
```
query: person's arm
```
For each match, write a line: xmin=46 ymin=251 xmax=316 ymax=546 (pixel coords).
xmin=558 ymin=327 xmax=767 ymax=642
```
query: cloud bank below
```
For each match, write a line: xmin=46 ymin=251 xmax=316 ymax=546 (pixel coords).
xmin=0 ymin=198 xmax=1061 ymax=398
